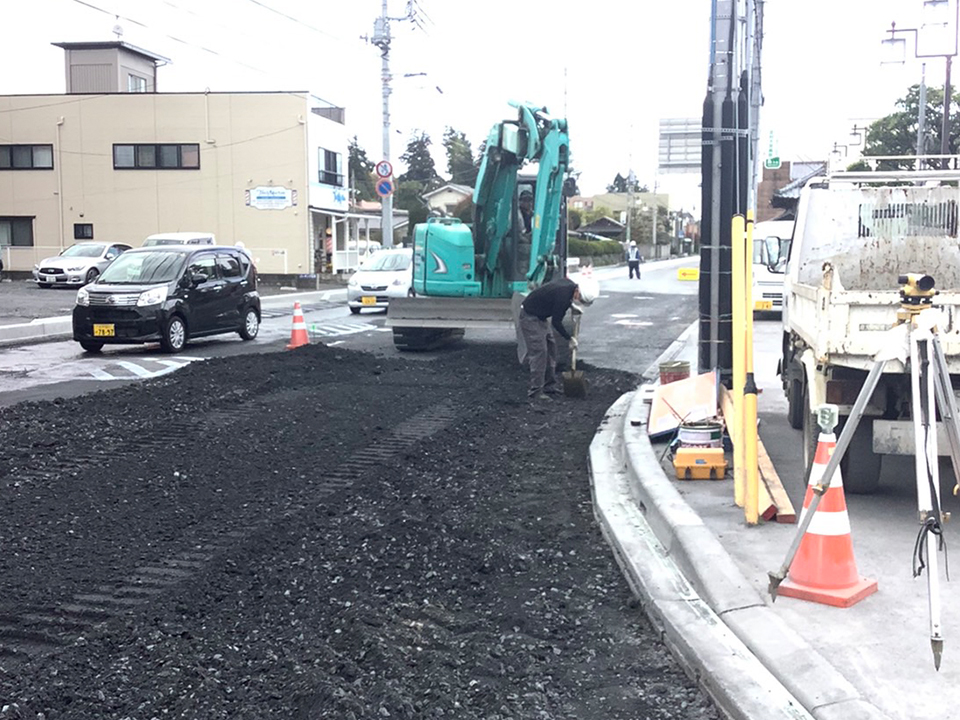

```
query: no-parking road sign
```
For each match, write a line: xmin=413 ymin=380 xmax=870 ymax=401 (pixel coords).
xmin=376 ymin=178 xmax=395 ymax=198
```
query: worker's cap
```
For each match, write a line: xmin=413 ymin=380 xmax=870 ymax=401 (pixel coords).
xmin=629 ymin=240 xmax=636 ymax=246
xmin=576 ymin=276 xmax=600 ymax=306
xmin=519 ymin=190 xmax=533 ymax=199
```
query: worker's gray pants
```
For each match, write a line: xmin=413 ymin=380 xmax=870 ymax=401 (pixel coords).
xmin=519 ymin=310 xmax=558 ymax=397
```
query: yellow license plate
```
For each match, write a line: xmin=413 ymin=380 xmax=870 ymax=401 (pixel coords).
xmin=361 ymin=296 xmax=376 ymax=306
xmin=93 ymin=323 xmax=115 ymax=337
xmin=754 ymin=300 xmax=773 ymax=311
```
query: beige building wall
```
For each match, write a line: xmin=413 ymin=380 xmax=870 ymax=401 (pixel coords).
xmin=0 ymin=91 xmax=324 ymax=276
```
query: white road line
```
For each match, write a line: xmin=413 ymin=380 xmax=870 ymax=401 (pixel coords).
xmin=116 ymin=360 xmax=155 ymax=378
xmin=88 ymin=368 xmax=116 ymax=381
xmin=615 ymin=319 xmax=654 ymax=328
xmin=326 ymin=340 xmax=345 ymax=346
xmin=154 ymin=359 xmax=191 ymax=369
xmin=611 ymin=313 xmax=639 ymax=318
xmin=308 ymin=322 xmax=374 ymax=337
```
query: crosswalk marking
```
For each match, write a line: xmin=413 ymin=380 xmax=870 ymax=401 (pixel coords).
xmin=308 ymin=321 xmax=375 ymax=338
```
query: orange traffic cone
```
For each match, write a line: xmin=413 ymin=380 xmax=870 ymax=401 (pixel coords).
xmin=286 ymin=301 xmax=309 ymax=350
xmin=778 ymin=429 xmax=878 ymax=608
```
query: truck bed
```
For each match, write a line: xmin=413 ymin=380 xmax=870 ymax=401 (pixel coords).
xmin=788 ymin=281 xmax=960 ymax=373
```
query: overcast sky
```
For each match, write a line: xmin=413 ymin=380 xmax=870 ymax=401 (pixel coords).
xmin=0 ymin=0 xmax=948 ymax=209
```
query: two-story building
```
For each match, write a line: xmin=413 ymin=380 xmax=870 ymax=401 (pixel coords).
xmin=0 ymin=41 xmax=380 ymax=282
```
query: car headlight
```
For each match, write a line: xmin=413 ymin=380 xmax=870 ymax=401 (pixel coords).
xmin=348 ymin=278 xmax=358 ymax=287
xmin=33 ymin=264 xmax=39 ymax=271
xmin=137 ymin=286 xmax=169 ymax=307
xmin=67 ymin=266 xmax=85 ymax=272
xmin=391 ymin=278 xmax=405 ymax=286
xmin=76 ymin=287 xmax=90 ymax=307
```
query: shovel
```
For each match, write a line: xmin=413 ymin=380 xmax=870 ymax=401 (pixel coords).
xmin=562 ymin=312 xmax=587 ymax=398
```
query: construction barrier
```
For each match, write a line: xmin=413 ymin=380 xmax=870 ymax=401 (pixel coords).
xmin=677 ymin=267 xmax=700 ymax=281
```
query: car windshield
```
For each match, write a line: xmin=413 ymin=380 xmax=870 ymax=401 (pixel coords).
xmin=62 ymin=244 xmax=105 ymax=258
xmin=99 ymin=251 xmax=186 ymax=284
xmin=362 ymin=251 xmax=411 ymax=271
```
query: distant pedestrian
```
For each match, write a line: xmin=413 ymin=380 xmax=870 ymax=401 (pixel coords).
xmin=517 ymin=275 xmax=599 ymax=401
xmin=627 ymin=241 xmax=642 ymax=279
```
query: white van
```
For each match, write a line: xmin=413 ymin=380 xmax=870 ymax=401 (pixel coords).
xmin=752 ymin=218 xmax=793 ymax=315
xmin=143 ymin=232 xmax=216 ymax=247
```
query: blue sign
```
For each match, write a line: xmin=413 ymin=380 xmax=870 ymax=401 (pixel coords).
xmin=376 ymin=179 xmax=394 ymax=198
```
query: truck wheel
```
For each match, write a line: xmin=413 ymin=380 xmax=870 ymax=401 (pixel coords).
xmin=838 ymin=420 xmax=882 ymax=494
xmin=787 ymin=378 xmax=804 ymax=430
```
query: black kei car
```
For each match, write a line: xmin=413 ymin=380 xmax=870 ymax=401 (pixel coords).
xmin=72 ymin=245 xmax=261 ymax=353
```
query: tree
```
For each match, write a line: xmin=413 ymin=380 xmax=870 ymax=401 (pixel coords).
xmin=394 ymin=179 xmax=430 ymax=237
xmin=398 ymin=130 xmax=441 ymax=188
xmin=348 ymin=136 xmax=377 ymax=202
xmin=606 ymin=173 xmax=629 ymax=193
xmin=443 ymin=127 xmax=477 ymax=186
xmin=605 ymin=173 xmax=647 ymax=194
xmin=568 ymin=208 xmax=582 ymax=231
xmin=856 ymin=84 xmax=960 ymax=170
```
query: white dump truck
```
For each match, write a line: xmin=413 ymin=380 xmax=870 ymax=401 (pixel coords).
xmin=779 ymin=162 xmax=960 ymax=493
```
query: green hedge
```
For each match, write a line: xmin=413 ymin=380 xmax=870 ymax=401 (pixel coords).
xmin=567 ymin=236 xmax=622 ymax=257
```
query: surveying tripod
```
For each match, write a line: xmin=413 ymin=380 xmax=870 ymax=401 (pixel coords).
xmin=768 ymin=274 xmax=956 ymax=670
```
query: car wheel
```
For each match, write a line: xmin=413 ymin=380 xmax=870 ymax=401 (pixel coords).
xmin=85 ymin=268 xmax=99 ymax=284
xmin=239 ymin=307 xmax=260 ymax=340
xmin=159 ymin=315 xmax=187 ymax=353
xmin=79 ymin=340 xmax=103 ymax=353
xmin=350 ymin=307 xmax=361 ymax=315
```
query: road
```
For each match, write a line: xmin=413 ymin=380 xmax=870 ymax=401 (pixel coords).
xmin=0 ymin=259 xmax=700 ymax=404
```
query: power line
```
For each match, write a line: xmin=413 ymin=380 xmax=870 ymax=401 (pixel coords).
xmin=244 ymin=0 xmax=344 ymax=41
xmin=69 ymin=0 xmax=274 ymax=76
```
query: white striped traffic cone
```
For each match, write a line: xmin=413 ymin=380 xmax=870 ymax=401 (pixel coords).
xmin=778 ymin=428 xmax=878 ymax=608
xmin=286 ymin=302 xmax=309 ymax=350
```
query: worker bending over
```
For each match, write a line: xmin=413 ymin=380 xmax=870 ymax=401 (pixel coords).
xmin=518 ymin=275 xmax=599 ymax=401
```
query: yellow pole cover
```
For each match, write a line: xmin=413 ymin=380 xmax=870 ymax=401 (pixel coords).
xmin=731 ymin=214 xmax=746 ymax=508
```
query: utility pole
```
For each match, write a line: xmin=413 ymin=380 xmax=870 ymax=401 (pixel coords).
xmin=367 ymin=1 xmax=422 ymax=249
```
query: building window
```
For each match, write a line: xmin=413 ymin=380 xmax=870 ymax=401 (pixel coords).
xmin=128 ymin=74 xmax=147 ymax=93
xmin=319 ymin=147 xmax=343 ymax=186
xmin=0 ymin=145 xmax=54 ymax=170
xmin=113 ymin=143 xmax=201 ymax=170
xmin=0 ymin=217 xmax=35 ymax=247
xmin=74 ymin=223 xmax=94 ymax=240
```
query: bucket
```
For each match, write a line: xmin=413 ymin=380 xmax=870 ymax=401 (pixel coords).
xmin=678 ymin=420 xmax=723 ymax=448
xmin=659 ymin=360 xmax=690 ymax=385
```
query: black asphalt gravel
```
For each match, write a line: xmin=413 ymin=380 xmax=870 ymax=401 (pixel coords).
xmin=0 ymin=338 xmax=720 ymax=719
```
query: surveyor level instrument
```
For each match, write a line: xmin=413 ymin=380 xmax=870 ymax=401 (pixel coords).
xmin=768 ymin=274 xmax=955 ymax=670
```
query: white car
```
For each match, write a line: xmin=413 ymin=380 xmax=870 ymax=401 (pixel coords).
xmin=347 ymin=247 xmax=413 ymax=314
xmin=33 ymin=242 xmax=133 ymax=288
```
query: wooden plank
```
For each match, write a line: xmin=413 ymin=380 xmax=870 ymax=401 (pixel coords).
xmin=718 ymin=386 xmax=795 ymax=523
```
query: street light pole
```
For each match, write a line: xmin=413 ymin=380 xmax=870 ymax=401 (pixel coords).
xmin=882 ymin=0 xmax=959 ymax=168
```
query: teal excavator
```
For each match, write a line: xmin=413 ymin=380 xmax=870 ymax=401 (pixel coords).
xmin=387 ymin=101 xmax=573 ymax=350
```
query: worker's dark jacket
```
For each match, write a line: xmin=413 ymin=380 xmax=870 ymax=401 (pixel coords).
xmin=520 ymin=278 xmax=576 ymax=341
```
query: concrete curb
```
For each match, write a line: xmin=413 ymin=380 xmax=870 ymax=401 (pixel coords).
xmin=588 ymin=329 xmax=893 ymax=720
xmin=590 ymin=395 xmax=813 ymax=720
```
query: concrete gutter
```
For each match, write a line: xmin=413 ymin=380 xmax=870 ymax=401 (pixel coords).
xmin=589 ymin=337 xmax=892 ymax=720
xmin=0 ymin=288 xmax=347 ymax=348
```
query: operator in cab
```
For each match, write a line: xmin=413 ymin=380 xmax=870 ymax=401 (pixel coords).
xmin=517 ymin=274 xmax=600 ymax=401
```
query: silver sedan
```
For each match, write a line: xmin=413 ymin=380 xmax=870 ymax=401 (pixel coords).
xmin=33 ymin=242 xmax=133 ymax=288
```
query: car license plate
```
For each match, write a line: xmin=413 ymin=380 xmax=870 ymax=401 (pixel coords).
xmin=754 ymin=300 xmax=773 ymax=311
xmin=93 ymin=324 xmax=115 ymax=337
xmin=361 ymin=296 xmax=376 ymax=306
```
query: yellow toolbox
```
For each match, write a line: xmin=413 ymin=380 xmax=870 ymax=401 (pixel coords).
xmin=673 ymin=447 xmax=727 ymax=481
